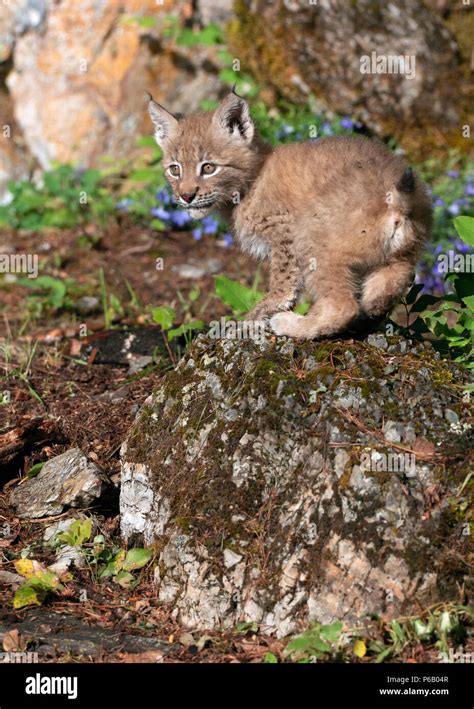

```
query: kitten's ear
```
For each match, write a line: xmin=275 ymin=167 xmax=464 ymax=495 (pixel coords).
xmin=212 ymin=92 xmax=254 ymax=143
xmin=147 ymin=95 xmax=179 ymax=148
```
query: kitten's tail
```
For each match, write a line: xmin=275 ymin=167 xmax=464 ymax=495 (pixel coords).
xmin=387 ymin=167 xmax=416 ymax=209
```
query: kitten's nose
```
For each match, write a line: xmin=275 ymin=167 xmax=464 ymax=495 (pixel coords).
xmin=180 ymin=191 xmax=196 ymax=204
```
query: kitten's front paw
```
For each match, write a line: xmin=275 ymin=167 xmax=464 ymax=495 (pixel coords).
xmin=270 ymin=311 xmax=304 ymax=337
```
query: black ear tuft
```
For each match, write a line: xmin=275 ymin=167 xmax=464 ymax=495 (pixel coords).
xmin=397 ymin=167 xmax=415 ymax=193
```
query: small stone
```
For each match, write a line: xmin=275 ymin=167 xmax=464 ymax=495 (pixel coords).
xmin=444 ymin=408 xmax=459 ymax=425
xmin=383 ymin=420 xmax=404 ymax=443
xmin=74 ymin=296 xmax=100 ymax=315
xmin=223 ymin=548 xmax=243 ymax=569
xmin=172 ymin=264 xmax=206 ymax=279
xmin=367 ymin=334 xmax=388 ymax=350
xmin=127 ymin=356 xmax=152 ymax=376
xmin=9 ymin=448 xmax=107 ymax=519
xmin=49 ymin=546 xmax=86 ymax=574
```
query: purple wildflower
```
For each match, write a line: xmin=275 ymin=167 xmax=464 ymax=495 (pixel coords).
xmin=150 ymin=206 xmax=170 ymax=220
xmin=340 ymin=117 xmax=354 ymax=130
xmin=170 ymin=210 xmax=191 ymax=228
xmin=202 ymin=216 xmax=218 ymax=234
xmin=115 ymin=199 xmax=134 ymax=212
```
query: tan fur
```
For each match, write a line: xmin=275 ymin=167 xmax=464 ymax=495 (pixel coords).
xmin=148 ymin=92 xmax=432 ymax=339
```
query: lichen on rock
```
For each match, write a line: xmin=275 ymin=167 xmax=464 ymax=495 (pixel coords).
xmin=120 ymin=334 xmax=472 ymax=637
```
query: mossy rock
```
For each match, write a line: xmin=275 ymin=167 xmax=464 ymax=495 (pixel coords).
xmin=228 ymin=0 xmax=471 ymax=160
xmin=120 ymin=334 xmax=472 ymax=636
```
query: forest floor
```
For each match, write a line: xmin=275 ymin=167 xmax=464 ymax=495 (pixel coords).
xmin=0 ymin=221 xmax=471 ymax=664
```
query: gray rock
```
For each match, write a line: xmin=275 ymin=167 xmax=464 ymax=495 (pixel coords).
xmin=445 ymin=408 xmax=459 ymax=425
xmin=120 ymin=335 xmax=471 ymax=637
xmin=10 ymin=449 xmax=108 ymax=519
xmin=172 ymin=259 xmax=222 ymax=280
xmin=74 ymin=296 xmax=100 ymax=316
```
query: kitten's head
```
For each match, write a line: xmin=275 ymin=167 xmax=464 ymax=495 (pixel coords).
xmin=148 ymin=91 xmax=262 ymax=218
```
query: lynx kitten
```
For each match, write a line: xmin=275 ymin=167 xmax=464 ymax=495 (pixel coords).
xmin=148 ymin=91 xmax=431 ymax=339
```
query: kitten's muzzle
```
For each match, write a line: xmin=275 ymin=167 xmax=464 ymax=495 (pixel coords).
xmin=179 ymin=197 xmax=216 ymax=210
xmin=179 ymin=191 xmax=197 ymax=204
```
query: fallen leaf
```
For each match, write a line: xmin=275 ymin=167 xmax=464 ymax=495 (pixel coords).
xmin=3 ymin=629 xmax=24 ymax=652
xmin=115 ymin=651 xmax=163 ymax=663
xmin=354 ymin=639 xmax=367 ymax=657
xmin=412 ymin=438 xmax=436 ymax=458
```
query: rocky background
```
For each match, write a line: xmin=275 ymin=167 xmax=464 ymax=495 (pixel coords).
xmin=0 ymin=0 xmax=472 ymax=198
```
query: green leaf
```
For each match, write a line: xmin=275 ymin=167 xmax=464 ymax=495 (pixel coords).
xmin=167 ymin=320 xmax=204 ymax=341
xmin=410 ymin=294 xmax=441 ymax=313
xmin=98 ymin=561 xmax=119 ymax=578
xmin=13 ymin=583 xmax=43 ymax=609
xmin=319 ymin=621 xmax=343 ymax=643
xmin=122 ymin=547 xmax=152 ymax=571
xmin=214 ymin=275 xmax=263 ymax=316
xmin=151 ymin=305 xmax=175 ymax=330
xmin=176 ymin=24 xmax=222 ymax=47
xmin=114 ymin=570 xmax=135 ymax=587
xmin=18 ymin=276 xmax=66 ymax=309
xmin=285 ymin=636 xmax=313 ymax=653
xmin=263 ymin=652 xmax=278 ymax=663
xmin=454 ymin=275 xmax=474 ymax=302
xmin=454 ymin=216 xmax=474 ymax=247
xmin=375 ymin=646 xmax=393 ymax=663
xmin=27 ymin=462 xmax=43 ymax=478
xmin=57 ymin=518 xmax=93 ymax=547
xmin=129 ymin=169 xmax=159 ymax=182
xmin=405 ymin=283 xmax=424 ymax=305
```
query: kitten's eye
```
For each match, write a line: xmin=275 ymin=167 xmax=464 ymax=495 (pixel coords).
xmin=168 ymin=164 xmax=180 ymax=178
xmin=201 ymin=162 xmax=216 ymax=176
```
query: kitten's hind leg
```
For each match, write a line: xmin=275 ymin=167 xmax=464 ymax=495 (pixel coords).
xmin=361 ymin=261 xmax=414 ymax=318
